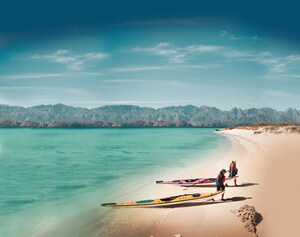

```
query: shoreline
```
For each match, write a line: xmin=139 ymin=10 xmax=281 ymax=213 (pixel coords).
xmin=98 ymin=126 xmax=300 ymax=237
xmin=151 ymin=130 xmax=252 ymax=237
xmin=96 ymin=130 xmax=244 ymax=237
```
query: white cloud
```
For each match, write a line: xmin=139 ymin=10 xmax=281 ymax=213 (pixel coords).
xmin=185 ymin=45 xmax=221 ymax=53
xmin=258 ymin=74 xmax=300 ymax=80
xmin=0 ymin=72 xmax=103 ymax=80
xmin=220 ymin=30 xmax=244 ymax=40
xmin=30 ymin=50 xmax=107 ymax=70
xmin=132 ymin=42 xmax=221 ymax=63
xmin=220 ymin=30 xmax=228 ymax=37
xmin=103 ymin=79 xmax=188 ymax=87
xmin=55 ymin=49 xmax=68 ymax=54
xmin=285 ymin=74 xmax=300 ymax=78
xmin=181 ymin=64 xmax=222 ymax=69
xmin=111 ymin=63 xmax=222 ymax=73
xmin=156 ymin=42 xmax=170 ymax=47
xmin=0 ymin=87 xmax=86 ymax=98
xmin=133 ymin=42 xmax=182 ymax=63
xmin=104 ymin=79 xmax=152 ymax=83
xmin=285 ymin=54 xmax=300 ymax=63
xmin=222 ymin=49 xmax=300 ymax=73
xmin=0 ymin=86 xmax=42 ymax=90
xmin=0 ymin=73 xmax=65 ymax=79
xmin=0 ymin=86 xmax=84 ymax=94
xmin=222 ymin=50 xmax=253 ymax=58
xmin=79 ymin=72 xmax=103 ymax=76
xmin=252 ymin=52 xmax=300 ymax=73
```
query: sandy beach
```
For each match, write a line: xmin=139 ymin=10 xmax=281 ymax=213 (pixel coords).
xmin=98 ymin=126 xmax=300 ymax=237
xmin=153 ymin=126 xmax=300 ymax=237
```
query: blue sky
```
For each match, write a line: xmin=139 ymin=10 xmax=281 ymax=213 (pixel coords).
xmin=1 ymin=1 xmax=300 ymax=110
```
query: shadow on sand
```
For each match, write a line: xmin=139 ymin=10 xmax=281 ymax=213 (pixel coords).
xmin=144 ymin=196 xmax=252 ymax=209
xmin=183 ymin=183 xmax=259 ymax=188
xmin=228 ymin=182 xmax=259 ymax=187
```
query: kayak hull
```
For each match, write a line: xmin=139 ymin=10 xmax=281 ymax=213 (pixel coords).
xmin=101 ymin=191 xmax=224 ymax=207
xmin=156 ymin=176 xmax=238 ymax=186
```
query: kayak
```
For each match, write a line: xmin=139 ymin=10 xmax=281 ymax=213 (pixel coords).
xmin=156 ymin=176 xmax=238 ymax=186
xmin=101 ymin=190 xmax=224 ymax=207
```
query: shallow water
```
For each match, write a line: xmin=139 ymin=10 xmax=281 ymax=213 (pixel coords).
xmin=0 ymin=128 xmax=227 ymax=236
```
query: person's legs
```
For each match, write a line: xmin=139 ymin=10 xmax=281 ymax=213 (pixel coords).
xmin=221 ymin=185 xmax=225 ymax=200
xmin=217 ymin=185 xmax=224 ymax=200
xmin=233 ymin=170 xmax=238 ymax=186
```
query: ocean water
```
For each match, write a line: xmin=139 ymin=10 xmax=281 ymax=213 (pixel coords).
xmin=0 ymin=128 xmax=228 ymax=237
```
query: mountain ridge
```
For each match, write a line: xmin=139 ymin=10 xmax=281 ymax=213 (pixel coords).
xmin=0 ymin=104 xmax=299 ymax=126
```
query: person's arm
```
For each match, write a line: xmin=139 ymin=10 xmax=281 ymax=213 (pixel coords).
xmin=217 ymin=173 xmax=222 ymax=184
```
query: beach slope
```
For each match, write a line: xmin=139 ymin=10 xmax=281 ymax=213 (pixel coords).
xmin=152 ymin=125 xmax=300 ymax=237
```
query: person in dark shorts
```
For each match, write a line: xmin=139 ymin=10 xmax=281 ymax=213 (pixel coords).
xmin=216 ymin=169 xmax=226 ymax=201
xmin=229 ymin=160 xmax=238 ymax=186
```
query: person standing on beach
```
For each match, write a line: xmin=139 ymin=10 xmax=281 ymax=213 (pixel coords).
xmin=229 ymin=161 xmax=238 ymax=186
xmin=216 ymin=169 xmax=226 ymax=201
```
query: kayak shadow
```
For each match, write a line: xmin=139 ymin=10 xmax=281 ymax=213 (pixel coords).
xmin=181 ymin=182 xmax=258 ymax=188
xmin=227 ymin=183 xmax=259 ymax=187
xmin=225 ymin=196 xmax=252 ymax=202
xmin=144 ymin=196 xmax=252 ymax=209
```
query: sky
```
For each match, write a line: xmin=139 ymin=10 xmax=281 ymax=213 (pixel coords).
xmin=0 ymin=1 xmax=300 ymax=110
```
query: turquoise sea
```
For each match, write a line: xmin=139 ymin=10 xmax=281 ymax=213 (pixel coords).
xmin=0 ymin=128 xmax=228 ymax=237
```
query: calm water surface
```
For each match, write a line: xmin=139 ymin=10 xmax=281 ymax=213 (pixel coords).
xmin=0 ymin=128 xmax=227 ymax=236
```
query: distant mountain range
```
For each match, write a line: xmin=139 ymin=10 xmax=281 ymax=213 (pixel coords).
xmin=0 ymin=104 xmax=299 ymax=127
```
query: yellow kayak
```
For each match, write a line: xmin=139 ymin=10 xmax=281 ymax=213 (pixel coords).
xmin=101 ymin=190 xmax=224 ymax=207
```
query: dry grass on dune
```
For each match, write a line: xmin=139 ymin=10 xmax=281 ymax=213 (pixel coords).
xmin=220 ymin=124 xmax=300 ymax=134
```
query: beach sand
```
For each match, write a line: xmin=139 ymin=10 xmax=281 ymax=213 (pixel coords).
xmin=97 ymin=127 xmax=300 ymax=237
